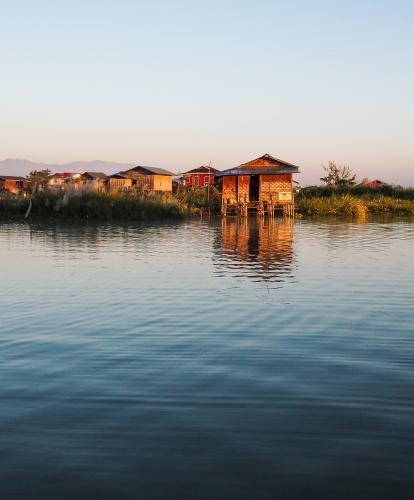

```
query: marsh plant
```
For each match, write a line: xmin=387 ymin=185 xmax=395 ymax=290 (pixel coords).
xmin=0 ymin=190 xmax=188 ymax=220
xmin=296 ymin=194 xmax=414 ymax=217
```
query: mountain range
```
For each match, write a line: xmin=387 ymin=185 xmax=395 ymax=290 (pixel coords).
xmin=0 ymin=159 xmax=135 ymax=177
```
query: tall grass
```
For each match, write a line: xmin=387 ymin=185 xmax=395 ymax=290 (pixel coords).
xmin=296 ymin=193 xmax=414 ymax=216
xmin=297 ymin=194 xmax=367 ymax=216
xmin=301 ymin=185 xmax=414 ymax=200
xmin=176 ymin=186 xmax=221 ymax=212
xmin=0 ymin=191 xmax=188 ymax=220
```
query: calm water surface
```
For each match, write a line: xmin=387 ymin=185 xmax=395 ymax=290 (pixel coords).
xmin=1 ymin=217 xmax=414 ymax=499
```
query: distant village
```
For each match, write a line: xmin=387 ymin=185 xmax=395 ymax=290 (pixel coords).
xmin=0 ymin=154 xmax=390 ymax=217
xmin=0 ymin=154 xmax=303 ymax=201
xmin=0 ymin=165 xmax=208 ymax=196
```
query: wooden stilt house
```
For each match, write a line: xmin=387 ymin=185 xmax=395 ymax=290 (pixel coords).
xmin=217 ymin=154 xmax=300 ymax=216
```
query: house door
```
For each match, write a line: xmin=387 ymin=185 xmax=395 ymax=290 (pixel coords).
xmin=249 ymin=175 xmax=260 ymax=201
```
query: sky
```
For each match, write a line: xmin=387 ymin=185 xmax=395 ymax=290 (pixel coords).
xmin=1 ymin=0 xmax=413 ymax=185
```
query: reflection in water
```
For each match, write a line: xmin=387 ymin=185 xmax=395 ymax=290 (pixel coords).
xmin=215 ymin=218 xmax=294 ymax=283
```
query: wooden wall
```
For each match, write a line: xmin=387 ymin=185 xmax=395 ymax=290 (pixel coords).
xmin=109 ymin=175 xmax=172 ymax=194
xmin=222 ymin=176 xmax=237 ymax=203
xmin=222 ymin=173 xmax=293 ymax=204
xmin=260 ymin=174 xmax=292 ymax=203
xmin=237 ymin=175 xmax=249 ymax=202
xmin=152 ymin=175 xmax=172 ymax=193
xmin=109 ymin=177 xmax=132 ymax=193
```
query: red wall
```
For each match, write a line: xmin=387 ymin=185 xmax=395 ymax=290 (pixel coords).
xmin=187 ymin=173 xmax=215 ymax=188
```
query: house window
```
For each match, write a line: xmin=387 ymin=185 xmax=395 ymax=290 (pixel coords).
xmin=194 ymin=176 xmax=199 ymax=186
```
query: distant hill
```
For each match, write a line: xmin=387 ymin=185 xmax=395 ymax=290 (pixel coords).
xmin=0 ymin=159 xmax=134 ymax=177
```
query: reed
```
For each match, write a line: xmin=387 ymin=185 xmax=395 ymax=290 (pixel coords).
xmin=301 ymin=185 xmax=414 ymax=200
xmin=296 ymin=193 xmax=414 ymax=216
xmin=176 ymin=186 xmax=221 ymax=212
xmin=0 ymin=191 xmax=189 ymax=220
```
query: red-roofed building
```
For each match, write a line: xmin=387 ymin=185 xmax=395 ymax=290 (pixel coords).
xmin=181 ymin=166 xmax=219 ymax=189
xmin=48 ymin=172 xmax=81 ymax=189
xmin=358 ymin=178 xmax=388 ymax=189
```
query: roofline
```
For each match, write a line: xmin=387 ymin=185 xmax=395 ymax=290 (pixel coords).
xmin=238 ymin=153 xmax=301 ymax=170
xmin=130 ymin=165 xmax=174 ymax=176
xmin=216 ymin=166 xmax=300 ymax=176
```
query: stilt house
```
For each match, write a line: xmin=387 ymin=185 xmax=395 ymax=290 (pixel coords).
xmin=217 ymin=154 xmax=300 ymax=211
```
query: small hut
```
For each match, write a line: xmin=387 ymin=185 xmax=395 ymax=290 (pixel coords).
xmin=79 ymin=172 xmax=109 ymax=192
xmin=109 ymin=166 xmax=173 ymax=194
xmin=217 ymin=154 xmax=300 ymax=216
xmin=0 ymin=175 xmax=28 ymax=194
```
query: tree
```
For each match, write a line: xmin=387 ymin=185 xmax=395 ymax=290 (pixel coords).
xmin=27 ymin=169 xmax=51 ymax=193
xmin=320 ymin=161 xmax=356 ymax=188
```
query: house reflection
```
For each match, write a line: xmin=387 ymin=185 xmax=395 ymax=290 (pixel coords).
xmin=215 ymin=218 xmax=294 ymax=283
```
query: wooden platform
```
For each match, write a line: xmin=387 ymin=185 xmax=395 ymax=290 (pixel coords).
xmin=221 ymin=200 xmax=295 ymax=217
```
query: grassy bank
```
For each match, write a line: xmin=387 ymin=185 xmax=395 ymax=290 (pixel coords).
xmin=0 ymin=191 xmax=189 ymax=220
xmin=2 ymin=189 xmax=414 ymax=221
xmin=296 ymin=193 xmax=414 ymax=217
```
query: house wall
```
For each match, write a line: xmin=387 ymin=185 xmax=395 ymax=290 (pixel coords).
xmin=109 ymin=177 xmax=133 ymax=193
xmin=80 ymin=179 xmax=107 ymax=192
xmin=223 ymin=174 xmax=293 ymax=204
xmin=260 ymin=174 xmax=292 ymax=203
xmin=237 ymin=176 xmax=249 ymax=202
xmin=222 ymin=176 xmax=237 ymax=203
xmin=152 ymin=175 xmax=172 ymax=193
xmin=188 ymin=173 xmax=215 ymax=188
xmin=133 ymin=175 xmax=152 ymax=192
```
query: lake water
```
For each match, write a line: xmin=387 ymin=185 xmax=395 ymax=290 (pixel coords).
xmin=1 ymin=217 xmax=414 ymax=499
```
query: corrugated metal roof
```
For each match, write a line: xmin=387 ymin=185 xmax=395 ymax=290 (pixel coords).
xmin=216 ymin=154 xmax=300 ymax=177
xmin=127 ymin=166 xmax=174 ymax=176
xmin=83 ymin=172 xmax=109 ymax=180
xmin=216 ymin=166 xmax=299 ymax=176
xmin=182 ymin=166 xmax=220 ymax=174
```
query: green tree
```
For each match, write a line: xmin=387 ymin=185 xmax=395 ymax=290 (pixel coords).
xmin=320 ymin=161 xmax=356 ymax=187
xmin=27 ymin=169 xmax=51 ymax=193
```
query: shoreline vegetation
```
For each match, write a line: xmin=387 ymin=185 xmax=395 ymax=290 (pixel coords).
xmin=0 ymin=186 xmax=414 ymax=221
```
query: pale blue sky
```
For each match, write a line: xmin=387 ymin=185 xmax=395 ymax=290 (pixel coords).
xmin=1 ymin=0 xmax=413 ymax=184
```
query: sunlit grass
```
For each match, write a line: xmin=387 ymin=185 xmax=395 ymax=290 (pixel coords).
xmin=296 ymin=193 xmax=414 ymax=216
xmin=0 ymin=191 xmax=189 ymax=220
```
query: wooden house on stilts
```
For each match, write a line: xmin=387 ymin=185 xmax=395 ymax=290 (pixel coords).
xmin=217 ymin=154 xmax=300 ymax=216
